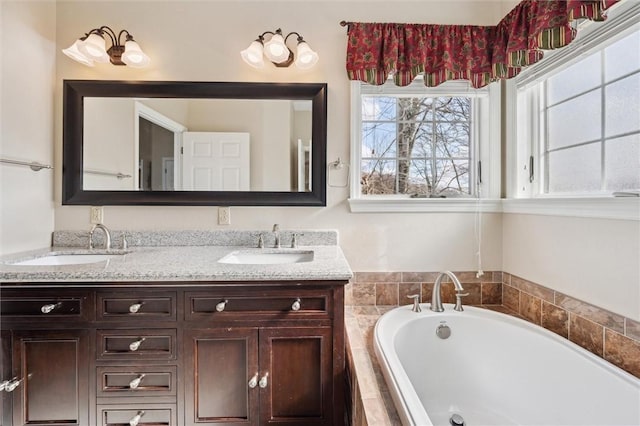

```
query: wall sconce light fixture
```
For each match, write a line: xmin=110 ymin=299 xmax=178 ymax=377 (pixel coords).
xmin=63 ymin=26 xmax=150 ymax=68
xmin=241 ymin=29 xmax=318 ymax=69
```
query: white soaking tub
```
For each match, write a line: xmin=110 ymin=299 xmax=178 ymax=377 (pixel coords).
xmin=374 ymin=304 xmax=640 ymax=426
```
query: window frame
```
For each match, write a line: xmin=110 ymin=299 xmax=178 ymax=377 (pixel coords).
xmin=349 ymin=79 xmax=502 ymax=213
xmin=504 ymin=1 xmax=640 ymax=220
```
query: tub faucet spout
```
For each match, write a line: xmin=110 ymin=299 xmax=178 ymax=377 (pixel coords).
xmin=431 ymin=271 xmax=466 ymax=312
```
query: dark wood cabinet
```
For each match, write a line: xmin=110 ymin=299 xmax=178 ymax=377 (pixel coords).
xmin=0 ymin=281 xmax=346 ymax=425
xmin=10 ymin=329 xmax=90 ymax=425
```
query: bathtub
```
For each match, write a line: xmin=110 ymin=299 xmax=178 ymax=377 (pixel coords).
xmin=374 ymin=304 xmax=640 ymax=426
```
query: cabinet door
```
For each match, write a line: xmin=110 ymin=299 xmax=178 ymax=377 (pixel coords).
xmin=259 ymin=327 xmax=333 ymax=425
xmin=11 ymin=330 xmax=90 ymax=426
xmin=1 ymin=330 xmax=12 ymax=426
xmin=184 ymin=328 xmax=259 ymax=426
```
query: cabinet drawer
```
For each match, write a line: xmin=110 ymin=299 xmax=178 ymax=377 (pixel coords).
xmin=97 ymin=329 xmax=177 ymax=361
xmin=98 ymin=404 xmax=176 ymax=426
xmin=185 ymin=289 xmax=332 ymax=321
xmin=97 ymin=366 xmax=177 ymax=398
xmin=97 ymin=292 xmax=176 ymax=321
xmin=0 ymin=291 xmax=90 ymax=321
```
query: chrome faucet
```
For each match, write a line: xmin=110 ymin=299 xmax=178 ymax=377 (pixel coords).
xmin=431 ymin=271 xmax=468 ymax=312
xmin=89 ymin=223 xmax=112 ymax=250
xmin=272 ymin=224 xmax=280 ymax=248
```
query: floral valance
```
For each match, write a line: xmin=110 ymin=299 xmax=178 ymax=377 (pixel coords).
xmin=344 ymin=0 xmax=621 ymax=88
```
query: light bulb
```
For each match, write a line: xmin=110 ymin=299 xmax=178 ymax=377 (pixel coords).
xmin=295 ymin=41 xmax=319 ymax=69
xmin=263 ymin=33 xmax=290 ymax=63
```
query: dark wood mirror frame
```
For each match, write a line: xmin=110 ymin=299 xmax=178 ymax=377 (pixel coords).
xmin=63 ymin=80 xmax=327 ymax=206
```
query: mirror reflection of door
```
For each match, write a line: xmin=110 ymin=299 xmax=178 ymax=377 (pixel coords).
xmin=138 ymin=117 xmax=175 ymax=191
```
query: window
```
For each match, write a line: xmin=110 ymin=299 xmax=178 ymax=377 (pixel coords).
xmin=349 ymin=80 xmax=501 ymax=212
xmin=513 ymin=5 xmax=640 ymax=198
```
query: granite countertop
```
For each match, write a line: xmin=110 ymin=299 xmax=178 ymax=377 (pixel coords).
xmin=0 ymin=230 xmax=353 ymax=284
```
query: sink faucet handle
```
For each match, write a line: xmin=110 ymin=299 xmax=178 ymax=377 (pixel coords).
xmin=272 ymin=224 xmax=279 ymax=232
xmin=257 ymin=234 xmax=264 ymax=248
xmin=291 ymin=233 xmax=303 ymax=248
xmin=454 ymin=291 xmax=469 ymax=312
xmin=122 ymin=233 xmax=128 ymax=250
xmin=407 ymin=294 xmax=421 ymax=313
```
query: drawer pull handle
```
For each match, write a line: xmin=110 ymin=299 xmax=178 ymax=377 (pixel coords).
xmin=258 ymin=372 xmax=269 ymax=389
xmin=2 ymin=374 xmax=31 ymax=393
xmin=215 ymin=300 xmax=228 ymax=312
xmin=291 ymin=298 xmax=301 ymax=311
xmin=129 ymin=338 xmax=146 ymax=352
xmin=129 ymin=302 xmax=144 ymax=314
xmin=129 ymin=374 xmax=146 ymax=389
xmin=41 ymin=302 xmax=62 ymax=314
xmin=129 ymin=410 xmax=145 ymax=426
xmin=248 ymin=373 xmax=259 ymax=389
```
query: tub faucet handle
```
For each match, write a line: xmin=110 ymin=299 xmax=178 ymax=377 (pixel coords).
xmin=407 ymin=294 xmax=421 ymax=313
xmin=454 ymin=290 xmax=469 ymax=312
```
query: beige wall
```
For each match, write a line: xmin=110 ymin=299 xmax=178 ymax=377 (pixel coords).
xmin=0 ymin=1 xmax=56 ymax=255
xmin=2 ymin=0 xmax=636 ymax=322
xmin=503 ymin=214 xmax=640 ymax=320
xmin=53 ymin=0 xmax=507 ymax=274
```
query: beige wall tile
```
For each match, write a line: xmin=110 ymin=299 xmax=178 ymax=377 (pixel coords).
xmin=481 ymin=282 xmax=502 ymax=305
xmin=401 ymin=272 xmax=439 ymax=283
xmin=569 ymin=314 xmax=604 ymax=357
xmin=626 ymin=318 xmax=640 ymax=341
xmin=556 ymin=293 xmax=624 ymax=334
xmin=352 ymin=283 xmax=376 ymax=306
xmin=541 ymin=302 xmax=569 ymax=338
xmin=503 ymin=284 xmax=520 ymax=312
xmin=520 ymin=292 xmax=542 ymax=325
xmin=511 ymin=275 xmax=554 ymax=303
xmin=375 ymin=283 xmax=399 ymax=306
xmin=604 ymin=329 xmax=640 ymax=378
xmin=355 ymin=272 xmax=401 ymax=283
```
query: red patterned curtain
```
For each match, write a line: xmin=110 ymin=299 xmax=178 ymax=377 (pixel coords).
xmin=345 ymin=0 xmax=621 ymax=88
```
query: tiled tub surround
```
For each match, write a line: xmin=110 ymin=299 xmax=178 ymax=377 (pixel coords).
xmin=345 ymin=271 xmax=640 ymax=425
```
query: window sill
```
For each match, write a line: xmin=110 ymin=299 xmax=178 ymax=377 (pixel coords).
xmin=502 ymin=197 xmax=640 ymax=221
xmin=348 ymin=197 xmax=640 ymax=220
xmin=347 ymin=197 xmax=503 ymax=213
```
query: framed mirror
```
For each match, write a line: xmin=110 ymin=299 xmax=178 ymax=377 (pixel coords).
xmin=63 ymin=80 xmax=327 ymax=206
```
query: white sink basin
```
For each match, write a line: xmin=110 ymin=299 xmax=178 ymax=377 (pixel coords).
xmin=12 ymin=252 xmax=127 ymax=266
xmin=218 ymin=250 xmax=314 ymax=265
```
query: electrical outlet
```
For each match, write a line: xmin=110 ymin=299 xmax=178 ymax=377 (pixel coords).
xmin=218 ymin=207 xmax=231 ymax=225
xmin=90 ymin=206 xmax=103 ymax=224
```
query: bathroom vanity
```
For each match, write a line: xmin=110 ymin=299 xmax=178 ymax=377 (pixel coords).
xmin=0 ymin=231 xmax=352 ymax=426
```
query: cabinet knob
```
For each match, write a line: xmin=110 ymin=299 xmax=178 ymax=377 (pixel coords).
xmin=215 ymin=300 xmax=228 ymax=312
xmin=258 ymin=372 xmax=269 ymax=389
xmin=129 ymin=410 xmax=145 ymax=426
xmin=41 ymin=302 xmax=62 ymax=314
xmin=128 ymin=337 xmax=146 ymax=352
xmin=129 ymin=374 xmax=146 ymax=389
xmin=291 ymin=298 xmax=301 ymax=311
xmin=128 ymin=302 xmax=144 ymax=314
xmin=248 ymin=373 xmax=259 ymax=389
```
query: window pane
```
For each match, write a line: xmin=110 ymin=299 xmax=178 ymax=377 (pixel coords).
xmin=397 ymin=98 xmax=433 ymax=121
xmin=605 ymin=30 xmax=640 ymax=82
xmin=547 ymin=143 xmax=601 ymax=193
xmin=435 ymin=122 xmax=470 ymax=157
xmin=605 ymin=73 xmax=640 ymax=137
xmin=434 ymin=97 xmax=470 ymax=121
xmin=361 ymin=159 xmax=396 ymax=194
xmin=362 ymin=123 xmax=397 ymax=157
xmin=362 ymin=97 xmax=397 ymax=120
xmin=408 ymin=159 xmax=433 ymax=195
xmin=434 ymin=159 xmax=471 ymax=195
xmin=547 ymin=89 xmax=601 ymax=149
xmin=547 ymin=53 xmax=601 ymax=105
xmin=605 ymin=134 xmax=640 ymax=191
